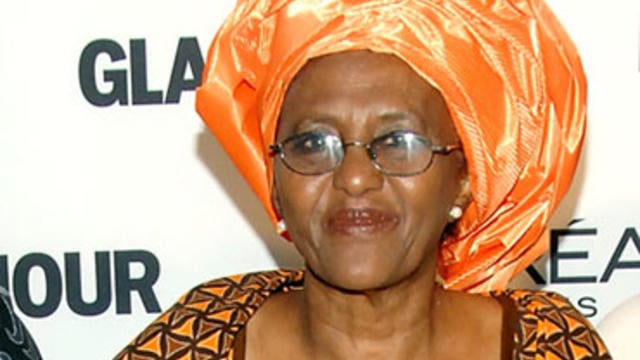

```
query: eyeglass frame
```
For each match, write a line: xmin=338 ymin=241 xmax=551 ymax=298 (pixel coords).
xmin=269 ymin=130 xmax=462 ymax=177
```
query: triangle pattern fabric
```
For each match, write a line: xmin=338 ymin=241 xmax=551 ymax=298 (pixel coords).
xmin=114 ymin=271 xmax=611 ymax=359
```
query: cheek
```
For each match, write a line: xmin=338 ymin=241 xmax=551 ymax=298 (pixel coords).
xmin=396 ymin=166 xmax=460 ymax=243
xmin=274 ymin=168 xmax=329 ymax=240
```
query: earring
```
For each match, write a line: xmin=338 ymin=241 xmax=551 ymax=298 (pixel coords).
xmin=448 ymin=205 xmax=463 ymax=222
xmin=277 ymin=219 xmax=287 ymax=233
xmin=277 ymin=219 xmax=292 ymax=241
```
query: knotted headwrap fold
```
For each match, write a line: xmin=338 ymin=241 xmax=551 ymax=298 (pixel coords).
xmin=196 ymin=0 xmax=586 ymax=292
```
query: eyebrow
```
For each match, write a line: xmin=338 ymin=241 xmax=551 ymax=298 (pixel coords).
xmin=378 ymin=111 xmax=414 ymax=121
xmin=291 ymin=111 xmax=424 ymax=134
xmin=377 ymin=110 xmax=424 ymax=130
xmin=293 ymin=115 xmax=339 ymax=133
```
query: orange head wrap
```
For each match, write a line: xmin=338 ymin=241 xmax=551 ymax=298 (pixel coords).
xmin=195 ymin=0 xmax=586 ymax=292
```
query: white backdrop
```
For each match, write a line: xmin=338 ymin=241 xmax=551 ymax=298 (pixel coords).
xmin=1 ymin=1 xmax=639 ymax=359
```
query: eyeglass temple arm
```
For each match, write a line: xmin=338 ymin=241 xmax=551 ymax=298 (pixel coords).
xmin=269 ymin=144 xmax=283 ymax=156
xmin=432 ymin=143 xmax=462 ymax=154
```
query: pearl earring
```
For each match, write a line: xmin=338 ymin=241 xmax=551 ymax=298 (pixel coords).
xmin=277 ymin=219 xmax=287 ymax=233
xmin=448 ymin=206 xmax=463 ymax=222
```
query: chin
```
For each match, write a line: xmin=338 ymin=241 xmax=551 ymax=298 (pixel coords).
xmin=309 ymin=258 xmax=413 ymax=293
xmin=298 ymin=227 xmax=437 ymax=292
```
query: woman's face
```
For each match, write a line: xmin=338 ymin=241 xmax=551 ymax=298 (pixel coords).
xmin=273 ymin=50 xmax=465 ymax=291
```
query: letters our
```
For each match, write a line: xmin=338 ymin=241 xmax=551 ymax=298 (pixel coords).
xmin=0 ymin=250 xmax=161 ymax=318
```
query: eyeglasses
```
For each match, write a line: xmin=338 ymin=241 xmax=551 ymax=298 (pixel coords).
xmin=269 ymin=130 xmax=461 ymax=176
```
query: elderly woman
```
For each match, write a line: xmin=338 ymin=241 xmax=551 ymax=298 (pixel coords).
xmin=116 ymin=0 xmax=610 ymax=359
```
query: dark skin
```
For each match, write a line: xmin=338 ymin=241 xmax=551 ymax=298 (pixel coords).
xmin=243 ymin=50 xmax=504 ymax=359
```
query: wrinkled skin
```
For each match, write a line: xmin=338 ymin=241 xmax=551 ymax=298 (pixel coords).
xmin=273 ymin=50 xmax=467 ymax=292
xmin=245 ymin=51 xmax=502 ymax=360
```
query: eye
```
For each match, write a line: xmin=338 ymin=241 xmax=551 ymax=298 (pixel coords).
xmin=372 ymin=131 xmax=430 ymax=162
xmin=377 ymin=131 xmax=415 ymax=149
xmin=287 ymin=132 xmax=334 ymax=155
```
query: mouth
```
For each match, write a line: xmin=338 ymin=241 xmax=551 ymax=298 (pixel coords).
xmin=327 ymin=208 xmax=400 ymax=236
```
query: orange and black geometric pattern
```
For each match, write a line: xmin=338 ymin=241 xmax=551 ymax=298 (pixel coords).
xmin=114 ymin=270 xmax=611 ymax=360
xmin=505 ymin=290 xmax=611 ymax=359
xmin=114 ymin=270 xmax=304 ymax=360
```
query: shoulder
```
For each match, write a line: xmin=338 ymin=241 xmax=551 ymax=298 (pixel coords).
xmin=498 ymin=289 xmax=587 ymax=317
xmin=493 ymin=289 xmax=612 ymax=360
xmin=114 ymin=269 xmax=304 ymax=360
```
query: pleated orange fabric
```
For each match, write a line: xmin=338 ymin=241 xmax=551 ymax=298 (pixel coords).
xmin=195 ymin=0 xmax=586 ymax=292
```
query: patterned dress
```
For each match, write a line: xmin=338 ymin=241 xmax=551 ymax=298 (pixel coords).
xmin=114 ymin=270 xmax=611 ymax=360
xmin=0 ymin=287 xmax=42 ymax=360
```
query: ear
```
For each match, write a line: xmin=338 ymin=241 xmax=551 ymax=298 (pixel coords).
xmin=454 ymin=175 xmax=472 ymax=210
xmin=444 ymin=175 xmax=472 ymax=227
xmin=271 ymin=180 xmax=283 ymax=218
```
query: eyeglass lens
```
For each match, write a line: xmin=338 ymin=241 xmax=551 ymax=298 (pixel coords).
xmin=279 ymin=131 xmax=435 ymax=176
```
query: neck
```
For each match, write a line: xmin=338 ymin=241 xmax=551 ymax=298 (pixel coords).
xmin=297 ymin=259 xmax=443 ymax=360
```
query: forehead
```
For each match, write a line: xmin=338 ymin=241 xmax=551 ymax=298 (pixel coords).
xmin=278 ymin=50 xmax=457 ymax=140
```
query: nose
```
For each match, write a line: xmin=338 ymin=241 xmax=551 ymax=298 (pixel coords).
xmin=332 ymin=145 xmax=384 ymax=196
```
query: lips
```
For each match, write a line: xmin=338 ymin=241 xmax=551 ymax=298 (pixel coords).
xmin=327 ymin=208 xmax=399 ymax=236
